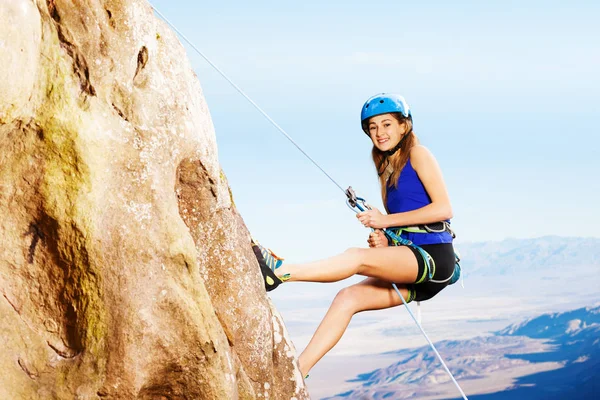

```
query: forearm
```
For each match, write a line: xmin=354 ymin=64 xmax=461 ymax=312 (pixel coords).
xmin=384 ymin=203 xmax=453 ymax=228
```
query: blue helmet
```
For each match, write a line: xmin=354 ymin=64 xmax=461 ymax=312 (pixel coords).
xmin=361 ymin=93 xmax=411 ymax=132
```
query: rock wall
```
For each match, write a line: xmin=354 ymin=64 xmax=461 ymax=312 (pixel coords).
xmin=0 ymin=1 xmax=308 ymax=398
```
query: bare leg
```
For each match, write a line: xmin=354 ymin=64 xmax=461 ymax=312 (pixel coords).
xmin=277 ymin=246 xmax=419 ymax=284
xmin=298 ymin=278 xmax=410 ymax=377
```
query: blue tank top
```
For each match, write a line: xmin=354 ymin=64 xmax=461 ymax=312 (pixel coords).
xmin=385 ymin=158 xmax=453 ymax=245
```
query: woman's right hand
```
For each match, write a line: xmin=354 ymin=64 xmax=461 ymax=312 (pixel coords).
xmin=367 ymin=229 xmax=388 ymax=248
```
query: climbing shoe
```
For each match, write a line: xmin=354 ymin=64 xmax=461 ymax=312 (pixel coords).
xmin=251 ymin=239 xmax=290 ymax=291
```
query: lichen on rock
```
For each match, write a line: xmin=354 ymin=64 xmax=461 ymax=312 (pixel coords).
xmin=0 ymin=1 xmax=308 ymax=398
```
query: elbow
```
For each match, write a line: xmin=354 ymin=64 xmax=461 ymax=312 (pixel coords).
xmin=440 ymin=204 xmax=453 ymax=221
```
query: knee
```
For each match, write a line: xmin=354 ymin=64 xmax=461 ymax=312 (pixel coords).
xmin=332 ymin=286 xmax=361 ymax=314
xmin=343 ymin=247 xmax=365 ymax=264
xmin=344 ymin=246 xmax=362 ymax=255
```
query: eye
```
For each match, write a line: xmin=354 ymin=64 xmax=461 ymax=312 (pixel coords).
xmin=384 ymin=123 xmax=390 ymax=127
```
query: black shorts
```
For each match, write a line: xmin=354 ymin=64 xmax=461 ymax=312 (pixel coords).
xmin=402 ymin=243 xmax=455 ymax=303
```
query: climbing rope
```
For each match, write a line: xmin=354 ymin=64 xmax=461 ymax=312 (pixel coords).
xmin=150 ymin=5 xmax=346 ymax=196
xmin=150 ymin=4 xmax=468 ymax=399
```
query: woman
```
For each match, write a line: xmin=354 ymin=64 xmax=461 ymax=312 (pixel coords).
xmin=253 ymin=93 xmax=457 ymax=379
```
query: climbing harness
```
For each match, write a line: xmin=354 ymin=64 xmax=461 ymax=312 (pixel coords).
xmin=345 ymin=188 xmax=460 ymax=282
xmin=389 ymin=221 xmax=456 ymax=238
xmin=150 ymin=4 xmax=468 ymax=399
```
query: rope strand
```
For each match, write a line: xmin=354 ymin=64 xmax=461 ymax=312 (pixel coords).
xmin=150 ymin=4 xmax=346 ymax=196
xmin=391 ymin=283 xmax=468 ymax=400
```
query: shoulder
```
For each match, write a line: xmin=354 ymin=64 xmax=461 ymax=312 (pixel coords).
xmin=409 ymin=145 xmax=436 ymax=169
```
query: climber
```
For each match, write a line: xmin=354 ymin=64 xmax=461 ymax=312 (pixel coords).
xmin=252 ymin=93 xmax=457 ymax=379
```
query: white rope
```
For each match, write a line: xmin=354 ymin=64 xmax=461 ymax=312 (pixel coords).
xmin=392 ymin=284 xmax=468 ymax=399
xmin=150 ymin=3 xmax=346 ymax=196
xmin=150 ymin=4 xmax=468 ymax=399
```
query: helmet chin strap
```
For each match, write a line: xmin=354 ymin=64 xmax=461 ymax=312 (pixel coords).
xmin=377 ymin=130 xmax=413 ymax=177
xmin=385 ymin=129 xmax=412 ymax=157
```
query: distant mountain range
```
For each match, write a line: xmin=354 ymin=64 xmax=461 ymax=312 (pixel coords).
xmin=498 ymin=305 xmax=600 ymax=338
xmin=324 ymin=305 xmax=600 ymax=400
xmin=455 ymin=236 xmax=600 ymax=276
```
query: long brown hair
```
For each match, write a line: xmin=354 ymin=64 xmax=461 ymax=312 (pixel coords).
xmin=363 ymin=113 xmax=418 ymax=212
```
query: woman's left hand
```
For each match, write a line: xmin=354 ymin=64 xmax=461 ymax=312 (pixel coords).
xmin=356 ymin=208 xmax=388 ymax=229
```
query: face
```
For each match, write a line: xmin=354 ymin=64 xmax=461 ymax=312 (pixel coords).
xmin=367 ymin=114 xmax=407 ymax=152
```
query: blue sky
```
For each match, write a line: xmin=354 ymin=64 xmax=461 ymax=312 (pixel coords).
xmin=150 ymin=1 xmax=599 ymax=261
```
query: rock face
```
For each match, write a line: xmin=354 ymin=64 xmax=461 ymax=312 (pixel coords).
xmin=0 ymin=1 xmax=308 ymax=399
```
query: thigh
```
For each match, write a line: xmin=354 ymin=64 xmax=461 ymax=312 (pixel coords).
xmin=354 ymin=245 xmax=420 ymax=284
xmin=343 ymin=277 xmax=412 ymax=313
